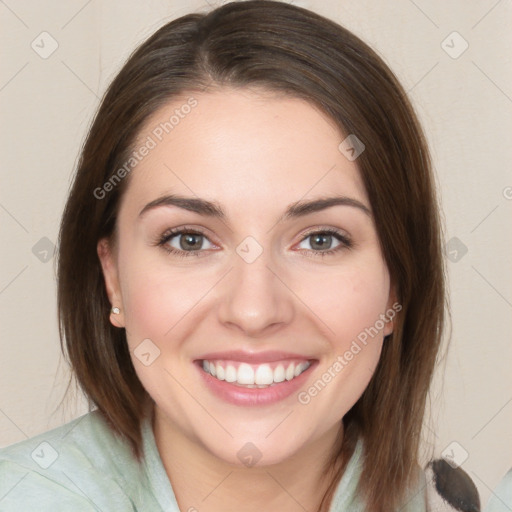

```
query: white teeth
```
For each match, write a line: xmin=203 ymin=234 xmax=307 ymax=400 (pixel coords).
xmin=225 ymin=365 xmax=237 ymax=383
xmin=202 ymin=360 xmax=311 ymax=386
xmin=216 ymin=364 xmax=225 ymax=380
xmin=255 ymin=364 xmax=274 ymax=385
xmin=237 ymin=363 xmax=254 ymax=385
xmin=294 ymin=362 xmax=306 ymax=377
xmin=273 ymin=364 xmax=285 ymax=383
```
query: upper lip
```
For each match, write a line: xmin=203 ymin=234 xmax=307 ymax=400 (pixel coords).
xmin=196 ymin=350 xmax=314 ymax=364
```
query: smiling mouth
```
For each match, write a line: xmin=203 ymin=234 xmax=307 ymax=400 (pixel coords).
xmin=198 ymin=359 xmax=312 ymax=388
xmin=200 ymin=359 xmax=311 ymax=388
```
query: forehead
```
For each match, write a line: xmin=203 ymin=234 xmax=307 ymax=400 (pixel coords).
xmin=122 ymin=88 xmax=368 ymax=217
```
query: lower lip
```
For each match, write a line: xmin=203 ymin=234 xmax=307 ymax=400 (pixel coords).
xmin=195 ymin=361 xmax=317 ymax=406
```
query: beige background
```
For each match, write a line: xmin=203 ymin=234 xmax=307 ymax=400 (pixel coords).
xmin=1 ymin=0 xmax=511 ymax=506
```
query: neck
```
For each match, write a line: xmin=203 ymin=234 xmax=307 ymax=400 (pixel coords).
xmin=152 ymin=407 xmax=344 ymax=512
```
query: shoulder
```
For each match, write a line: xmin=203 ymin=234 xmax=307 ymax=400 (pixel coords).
xmin=484 ymin=468 xmax=512 ymax=512
xmin=330 ymin=438 xmax=429 ymax=511
xmin=0 ymin=410 xmax=143 ymax=511
xmin=330 ymin=438 xmax=485 ymax=512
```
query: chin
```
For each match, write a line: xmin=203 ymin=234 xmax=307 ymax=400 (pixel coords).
xmin=201 ymin=434 xmax=303 ymax=469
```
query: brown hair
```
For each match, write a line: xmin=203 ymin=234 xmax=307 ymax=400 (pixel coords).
xmin=57 ymin=1 xmax=445 ymax=510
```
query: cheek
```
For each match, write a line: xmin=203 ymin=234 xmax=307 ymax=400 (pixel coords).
xmin=293 ymin=258 xmax=390 ymax=416
xmin=116 ymin=254 xmax=208 ymax=400
xmin=119 ymin=261 xmax=206 ymax=346
xmin=299 ymin=258 xmax=391 ymax=349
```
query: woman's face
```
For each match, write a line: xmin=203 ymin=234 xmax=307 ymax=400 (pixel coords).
xmin=98 ymin=87 xmax=396 ymax=466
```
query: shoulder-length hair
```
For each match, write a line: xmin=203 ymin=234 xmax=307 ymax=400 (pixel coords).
xmin=57 ymin=1 xmax=445 ymax=510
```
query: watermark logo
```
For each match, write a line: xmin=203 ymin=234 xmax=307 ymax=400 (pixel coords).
xmin=236 ymin=236 xmax=264 ymax=264
xmin=134 ymin=338 xmax=161 ymax=366
xmin=297 ymin=302 xmax=402 ymax=405
xmin=446 ymin=237 xmax=468 ymax=263
xmin=441 ymin=31 xmax=469 ymax=60
xmin=31 ymin=31 xmax=59 ymax=59
xmin=237 ymin=442 xmax=262 ymax=467
xmin=441 ymin=441 xmax=469 ymax=469
xmin=93 ymin=97 xmax=198 ymax=200
xmin=338 ymin=134 xmax=365 ymax=161
xmin=32 ymin=237 xmax=55 ymax=263
xmin=31 ymin=441 xmax=59 ymax=469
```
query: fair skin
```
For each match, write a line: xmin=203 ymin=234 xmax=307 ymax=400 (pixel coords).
xmin=98 ymin=87 xmax=396 ymax=512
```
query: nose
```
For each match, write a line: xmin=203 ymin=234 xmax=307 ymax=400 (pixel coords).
xmin=217 ymin=246 xmax=295 ymax=338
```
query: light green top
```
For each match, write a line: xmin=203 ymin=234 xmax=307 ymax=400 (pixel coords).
xmin=0 ymin=410 xmax=427 ymax=511
xmin=485 ymin=468 xmax=512 ymax=512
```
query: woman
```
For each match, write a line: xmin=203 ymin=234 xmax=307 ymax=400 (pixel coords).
xmin=0 ymin=1 xmax=446 ymax=510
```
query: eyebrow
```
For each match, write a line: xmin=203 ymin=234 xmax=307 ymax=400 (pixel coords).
xmin=138 ymin=194 xmax=371 ymax=221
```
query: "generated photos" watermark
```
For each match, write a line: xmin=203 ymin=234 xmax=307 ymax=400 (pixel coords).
xmin=297 ymin=302 xmax=402 ymax=405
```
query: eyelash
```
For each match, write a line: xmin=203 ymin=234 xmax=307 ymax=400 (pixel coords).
xmin=155 ymin=226 xmax=352 ymax=259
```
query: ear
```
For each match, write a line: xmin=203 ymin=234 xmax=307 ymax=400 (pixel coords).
xmin=97 ymin=237 xmax=125 ymax=328
xmin=383 ymin=282 xmax=399 ymax=337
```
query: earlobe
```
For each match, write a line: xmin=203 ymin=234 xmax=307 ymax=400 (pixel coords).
xmin=97 ymin=237 xmax=125 ymax=328
xmin=109 ymin=305 xmax=124 ymax=329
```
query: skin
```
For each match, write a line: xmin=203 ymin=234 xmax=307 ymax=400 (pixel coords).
xmin=98 ymin=87 xmax=396 ymax=512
